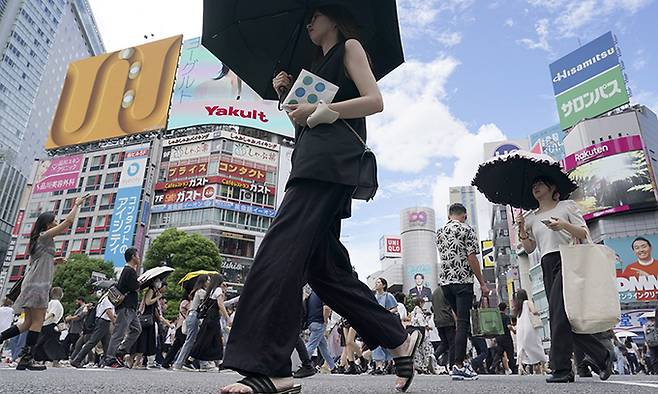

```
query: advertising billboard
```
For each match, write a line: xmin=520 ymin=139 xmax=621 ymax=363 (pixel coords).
xmin=168 ymin=141 xmax=211 ymax=161
xmin=231 ymin=143 xmax=278 ymax=166
xmin=380 ymin=236 xmax=402 ymax=260
xmin=276 ymin=145 xmax=293 ymax=209
xmin=400 ymin=208 xmax=436 ymax=232
xmin=167 ymin=37 xmax=294 ymax=138
xmin=483 ymin=140 xmax=528 ymax=160
xmin=47 ymin=36 xmax=182 ymax=149
xmin=563 ymin=135 xmax=657 ymax=220
xmin=529 ymin=125 xmax=566 ymax=161
xmin=150 ymin=199 xmax=276 ymax=217
xmin=104 ymin=144 xmax=150 ymax=267
xmin=481 ymin=239 xmax=495 ymax=268
xmin=33 ymin=155 xmax=84 ymax=194
xmin=555 ymin=65 xmax=629 ymax=130
xmin=603 ymin=234 xmax=658 ymax=303
xmin=549 ymin=31 xmax=619 ymax=95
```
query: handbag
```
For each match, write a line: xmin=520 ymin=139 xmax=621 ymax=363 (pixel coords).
xmin=341 ymin=120 xmax=378 ymax=201
xmin=471 ymin=297 xmax=505 ymax=338
xmin=138 ymin=313 xmax=154 ymax=328
xmin=107 ymin=284 xmax=125 ymax=306
xmin=6 ymin=276 xmax=23 ymax=302
xmin=559 ymin=236 xmax=620 ymax=334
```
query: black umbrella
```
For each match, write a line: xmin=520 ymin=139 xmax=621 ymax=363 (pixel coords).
xmin=471 ymin=150 xmax=578 ymax=211
xmin=202 ymin=0 xmax=404 ymax=100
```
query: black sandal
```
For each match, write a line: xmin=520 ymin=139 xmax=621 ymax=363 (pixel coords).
xmin=393 ymin=330 xmax=422 ymax=392
xmin=235 ymin=376 xmax=302 ymax=394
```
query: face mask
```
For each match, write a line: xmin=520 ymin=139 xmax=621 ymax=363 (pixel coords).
xmin=154 ymin=280 xmax=162 ymax=289
xmin=96 ymin=291 xmax=102 ymax=298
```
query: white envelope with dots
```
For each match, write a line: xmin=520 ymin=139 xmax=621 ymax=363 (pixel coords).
xmin=283 ymin=69 xmax=339 ymax=111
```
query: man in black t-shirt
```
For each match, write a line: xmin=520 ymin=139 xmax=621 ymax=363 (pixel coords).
xmin=105 ymin=247 xmax=142 ymax=367
xmin=494 ymin=303 xmax=517 ymax=375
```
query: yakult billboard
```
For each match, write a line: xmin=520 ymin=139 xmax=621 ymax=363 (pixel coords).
xmin=167 ymin=37 xmax=294 ymax=137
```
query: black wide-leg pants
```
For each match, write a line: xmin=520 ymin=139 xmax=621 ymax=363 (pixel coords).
xmin=223 ymin=180 xmax=408 ymax=377
xmin=541 ymin=252 xmax=609 ymax=375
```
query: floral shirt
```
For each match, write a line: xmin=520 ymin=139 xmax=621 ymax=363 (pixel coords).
xmin=437 ymin=220 xmax=479 ymax=286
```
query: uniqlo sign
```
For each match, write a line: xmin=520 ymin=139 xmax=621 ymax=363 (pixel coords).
xmin=380 ymin=236 xmax=402 ymax=260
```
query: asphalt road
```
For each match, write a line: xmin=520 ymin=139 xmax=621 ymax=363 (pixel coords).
xmin=1 ymin=368 xmax=658 ymax=394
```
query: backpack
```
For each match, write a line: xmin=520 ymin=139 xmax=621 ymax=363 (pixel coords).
xmin=83 ymin=304 xmax=98 ymax=334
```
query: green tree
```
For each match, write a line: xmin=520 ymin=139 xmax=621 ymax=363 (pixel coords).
xmin=144 ymin=228 xmax=222 ymax=319
xmin=52 ymin=254 xmax=115 ymax=314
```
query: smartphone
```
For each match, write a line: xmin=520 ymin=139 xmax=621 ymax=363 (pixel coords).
xmin=541 ymin=219 xmax=553 ymax=226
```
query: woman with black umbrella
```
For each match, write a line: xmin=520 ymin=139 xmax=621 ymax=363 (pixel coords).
xmin=221 ymin=5 xmax=420 ymax=394
xmin=516 ymin=176 xmax=613 ymax=383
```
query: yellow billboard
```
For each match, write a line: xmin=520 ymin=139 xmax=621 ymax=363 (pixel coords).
xmin=47 ymin=35 xmax=183 ymax=149
xmin=481 ymin=240 xmax=495 ymax=268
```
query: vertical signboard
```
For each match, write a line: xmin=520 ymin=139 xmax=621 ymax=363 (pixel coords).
xmin=104 ymin=144 xmax=150 ymax=267
xmin=549 ymin=31 xmax=629 ymax=130
xmin=379 ymin=235 xmax=402 ymax=260
xmin=276 ymin=145 xmax=293 ymax=209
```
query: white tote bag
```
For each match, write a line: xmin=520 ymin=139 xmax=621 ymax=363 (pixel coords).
xmin=559 ymin=239 xmax=620 ymax=334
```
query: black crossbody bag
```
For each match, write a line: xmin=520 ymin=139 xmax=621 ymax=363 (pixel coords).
xmin=341 ymin=120 xmax=378 ymax=201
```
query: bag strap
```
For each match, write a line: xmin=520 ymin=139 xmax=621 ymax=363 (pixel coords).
xmin=341 ymin=119 xmax=369 ymax=150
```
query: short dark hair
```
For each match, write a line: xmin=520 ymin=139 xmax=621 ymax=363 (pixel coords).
xmin=498 ymin=302 xmax=508 ymax=311
xmin=531 ymin=176 xmax=560 ymax=201
xmin=76 ymin=297 xmax=85 ymax=303
xmin=632 ymin=237 xmax=652 ymax=249
xmin=448 ymin=203 xmax=467 ymax=216
xmin=124 ymin=247 xmax=138 ymax=264
xmin=414 ymin=273 xmax=424 ymax=280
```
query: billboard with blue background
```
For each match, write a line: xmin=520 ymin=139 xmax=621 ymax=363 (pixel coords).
xmin=104 ymin=144 xmax=150 ymax=267
xmin=529 ymin=124 xmax=565 ymax=161
xmin=549 ymin=31 xmax=619 ymax=95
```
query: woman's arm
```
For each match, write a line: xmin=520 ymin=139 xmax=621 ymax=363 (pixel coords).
xmin=328 ymin=39 xmax=383 ymax=118
xmin=144 ymin=289 xmax=160 ymax=306
xmin=44 ymin=196 xmax=84 ymax=238
xmin=217 ymin=294 xmax=231 ymax=325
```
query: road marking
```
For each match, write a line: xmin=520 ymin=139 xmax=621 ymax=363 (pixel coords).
xmin=604 ymin=381 xmax=658 ymax=389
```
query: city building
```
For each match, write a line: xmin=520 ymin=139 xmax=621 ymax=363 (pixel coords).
xmin=449 ymin=186 xmax=479 ymax=237
xmin=400 ymin=207 xmax=438 ymax=293
xmin=1 ymin=136 xmax=159 ymax=292
xmin=0 ymin=0 xmax=104 ymax=268
xmin=147 ymin=126 xmax=292 ymax=285
xmin=367 ymin=235 xmax=403 ymax=294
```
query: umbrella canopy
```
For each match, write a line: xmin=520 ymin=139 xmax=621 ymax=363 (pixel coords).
xmin=202 ymin=0 xmax=404 ymax=100
xmin=614 ymin=330 xmax=638 ymax=338
xmin=138 ymin=266 xmax=175 ymax=290
xmin=472 ymin=150 xmax=578 ymax=210
xmin=177 ymin=270 xmax=219 ymax=286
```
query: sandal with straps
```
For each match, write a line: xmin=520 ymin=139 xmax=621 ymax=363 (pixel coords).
xmin=393 ymin=330 xmax=422 ymax=393
xmin=235 ymin=376 xmax=302 ymax=394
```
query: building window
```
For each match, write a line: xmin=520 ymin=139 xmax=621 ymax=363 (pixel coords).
xmin=71 ymin=239 xmax=88 ymax=254
xmin=99 ymin=193 xmax=115 ymax=210
xmin=108 ymin=152 xmax=124 ymax=168
xmin=85 ymin=174 xmax=101 ymax=191
xmin=89 ymin=237 xmax=106 ymax=255
xmin=94 ymin=215 xmax=111 ymax=231
xmin=80 ymin=195 xmax=97 ymax=213
xmin=90 ymin=155 xmax=105 ymax=171
xmin=104 ymin=172 xmax=120 ymax=188
xmin=9 ymin=265 xmax=26 ymax=281
xmin=54 ymin=240 xmax=69 ymax=257
xmin=75 ymin=217 xmax=92 ymax=233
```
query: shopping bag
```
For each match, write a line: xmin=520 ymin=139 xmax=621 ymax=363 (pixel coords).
xmin=560 ymin=240 xmax=620 ymax=334
xmin=471 ymin=297 xmax=504 ymax=338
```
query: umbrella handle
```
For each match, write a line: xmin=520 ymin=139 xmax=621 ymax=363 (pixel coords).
xmin=277 ymin=85 xmax=290 ymax=110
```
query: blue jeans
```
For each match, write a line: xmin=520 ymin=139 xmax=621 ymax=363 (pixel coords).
xmin=174 ymin=311 xmax=201 ymax=368
xmin=306 ymin=322 xmax=335 ymax=369
xmin=372 ymin=346 xmax=392 ymax=362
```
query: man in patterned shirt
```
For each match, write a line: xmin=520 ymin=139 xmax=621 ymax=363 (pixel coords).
xmin=437 ymin=203 xmax=489 ymax=381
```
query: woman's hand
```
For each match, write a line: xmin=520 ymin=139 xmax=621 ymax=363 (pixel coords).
xmin=546 ymin=217 xmax=567 ymax=232
xmin=74 ymin=196 xmax=85 ymax=206
xmin=288 ymin=104 xmax=317 ymax=126
xmin=272 ymin=71 xmax=293 ymax=95
xmin=515 ymin=210 xmax=525 ymax=228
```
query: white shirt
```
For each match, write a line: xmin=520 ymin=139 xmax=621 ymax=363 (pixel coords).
xmin=0 ymin=306 xmax=14 ymax=332
xmin=44 ymin=300 xmax=64 ymax=326
xmin=190 ymin=289 xmax=207 ymax=311
xmin=210 ymin=287 xmax=223 ymax=300
xmin=524 ymin=200 xmax=587 ymax=258
xmin=96 ymin=297 xmax=115 ymax=321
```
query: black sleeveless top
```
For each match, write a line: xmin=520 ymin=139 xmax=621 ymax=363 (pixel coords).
xmin=287 ymin=41 xmax=367 ymax=190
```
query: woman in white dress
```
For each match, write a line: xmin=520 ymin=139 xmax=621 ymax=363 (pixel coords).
xmin=513 ymin=289 xmax=546 ymax=374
